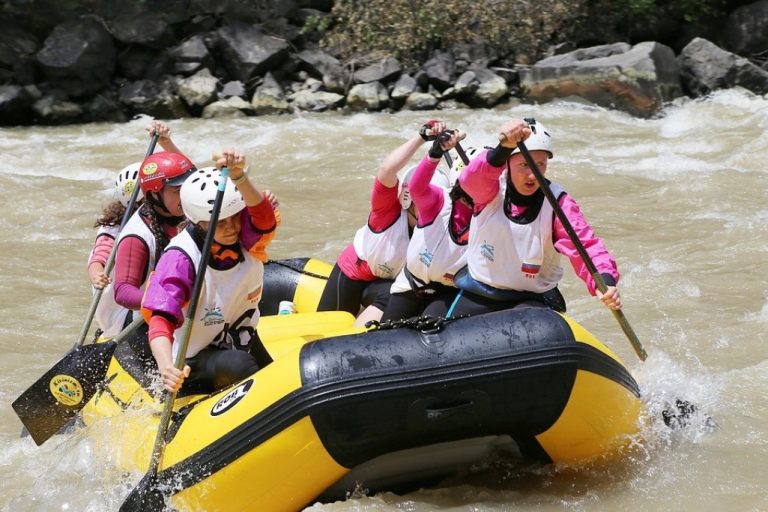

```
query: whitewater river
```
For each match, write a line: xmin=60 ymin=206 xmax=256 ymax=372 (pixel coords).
xmin=1 ymin=91 xmax=767 ymax=511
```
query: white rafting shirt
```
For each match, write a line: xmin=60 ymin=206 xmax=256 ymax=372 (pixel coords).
xmin=94 ymin=212 xmax=158 ymax=336
xmin=352 ymin=209 xmax=410 ymax=279
xmin=392 ymin=188 xmax=468 ymax=293
xmin=91 ymin=224 xmax=126 ymax=336
xmin=167 ymin=229 xmax=264 ymax=360
xmin=467 ymin=182 xmax=566 ymax=293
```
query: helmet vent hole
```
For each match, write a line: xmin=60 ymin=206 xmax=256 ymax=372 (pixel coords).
xmin=200 ymin=182 xmax=207 ymax=191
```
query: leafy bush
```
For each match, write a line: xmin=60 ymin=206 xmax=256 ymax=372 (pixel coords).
xmin=320 ymin=0 xmax=587 ymax=66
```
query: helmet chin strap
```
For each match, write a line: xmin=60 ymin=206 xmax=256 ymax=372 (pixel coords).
xmin=147 ymin=191 xmax=184 ymax=223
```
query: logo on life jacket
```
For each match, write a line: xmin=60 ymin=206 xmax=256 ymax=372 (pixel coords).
xmin=49 ymin=374 xmax=84 ymax=407
xmin=419 ymin=248 xmax=433 ymax=267
xmin=480 ymin=240 xmax=495 ymax=262
xmin=211 ymin=379 xmax=253 ymax=416
xmin=521 ymin=260 xmax=541 ymax=278
xmin=201 ymin=306 xmax=225 ymax=326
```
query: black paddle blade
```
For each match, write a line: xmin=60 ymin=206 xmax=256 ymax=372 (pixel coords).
xmin=12 ymin=341 xmax=117 ymax=446
xmin=120 ymin=472 xmax=167 ymax=512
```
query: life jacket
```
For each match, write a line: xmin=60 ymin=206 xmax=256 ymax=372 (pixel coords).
xmin=352 ymin=209 xmax=410 ymax=280
xmin=465 ymin=181 xmax=566 ymax=293
xmin=166 ymin=226 xmax=264 ymax=360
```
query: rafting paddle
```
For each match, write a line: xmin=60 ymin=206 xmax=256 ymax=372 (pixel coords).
xmin=500 ymin=128 xmax=648 ymax=361
xmin=11 ymin=134 xmax=160 ymax=445
xmin=119 ymin=167 xmax=230 ymax=512
xmin=12 ymin=315 xmax=145 ymax=445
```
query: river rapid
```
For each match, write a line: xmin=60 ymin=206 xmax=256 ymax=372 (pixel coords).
xmin=1 ymin=91 xmax=767 ymax=511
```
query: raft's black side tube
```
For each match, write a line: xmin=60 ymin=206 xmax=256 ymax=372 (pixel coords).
xmin=259 ymin=258 xmax=311 ymax=315
xmin=299 ymin=308 xmax=639 ymax=468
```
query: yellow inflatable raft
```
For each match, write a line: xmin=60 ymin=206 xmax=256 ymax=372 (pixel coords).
xmin=77 ymin=258 xmax=642 ymax=512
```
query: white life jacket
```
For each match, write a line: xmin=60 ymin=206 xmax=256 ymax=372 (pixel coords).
xmin=90 ymin=225 xmax=126 ymax=337
xmin=352 ymin=209 xmax=410 ymax=279
xmin=393 ymin=189 xmax=467 ymax=293
xmin=94 ymin=211 xmax=158 ymax=337
xmin=466 ymin=181 xmax=566 ymax=293
xmin=167 ymin=228 xmax=264 ymax=360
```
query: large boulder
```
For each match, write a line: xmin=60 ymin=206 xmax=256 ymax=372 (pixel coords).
xmin=35 ymin=16 xmax=116 ymax=98
xmin=177 ymin=68 xmax=220 ymax=108
xmin=294 ymin=49 xmax=349 ymax=93
xmin=346 ymin=81 xmax=389 ymax=111
xmin=167 ymin=35 xmax=214 ymax=76
xmin=520 ymin=42 xmax=683 ymax=118
xmin=215 ymin=22 xmax=290 ymax=83
xmin=0 ymin=22 xmax=39 ymax=85
xmin=678 ymin=37 xmax=768 ymax=96
xmin=352 ymin=56 xmax=402 ymax=84
xmin=109 ymin=12 xmax=176 ymax=48
xmin=118 ymin=79 xmax=189 ymax=119
xmin=250 ymin=72 xmax=290 ymax=115
xmin=0 ymin=85 xmax=37 ymax=126
xmin=723 ymin=0 xmax=768 ymax=56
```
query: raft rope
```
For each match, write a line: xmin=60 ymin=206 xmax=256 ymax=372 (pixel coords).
xmin=366 ymin=314 xmax=468 ymax=334
xmin=267 ymin=259 xmax=330 ymax=281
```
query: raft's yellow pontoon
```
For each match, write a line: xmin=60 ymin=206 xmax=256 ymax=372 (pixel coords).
xmin=79 ymin=258 xmax=642 ymax=512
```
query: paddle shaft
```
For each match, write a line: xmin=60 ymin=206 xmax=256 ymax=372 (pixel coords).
xmin=146 ymin=168 xmax=229 ymax=476
xmin=75 ymin=133 xmax=160 ymax=348
xmin=510 ymin=138 xmax=648 ymax=361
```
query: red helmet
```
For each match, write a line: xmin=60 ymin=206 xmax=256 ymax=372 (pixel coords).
xmin=138 ymin=151 xmax=196 ymax=193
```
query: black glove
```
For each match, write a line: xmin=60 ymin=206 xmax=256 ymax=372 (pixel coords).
xmin=419 ymin=120 xmax=439 ymax=141
xmin=428 ymin=130 xmax=453 ymax=159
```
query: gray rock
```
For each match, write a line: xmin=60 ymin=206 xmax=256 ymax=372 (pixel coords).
xmin=404 ymin=92 xmax=439 ymax=110
xmin=288 ymin=89 xmax=344 ymax=111
xmin=472 ymin=68 xmax=509 ymax=107
xmin=32 ymin=95 xmax=82 ymax=123
xmin=202 ymin=96 xmax=255 ymax=118
xmin=0 ymin=85 xmax=35 ymax=125
xmin=679 ymin=37 xmax=768 ymax=96
xmin=250 ymin=72 xmax=290 ymax=115
xmin=453 ymin=71 xmax=479 ymax=97
xmin=118 ymin=79 xmax=189 ymax=119
xmin=352 ymin=56 xmax=402 ymax=84
xmin=168 ymin=35 xmax=214 ymax=76
xmin=177 ymin=68 xmax=220 ymax=107
xmin=0 ymin=22 xmax=39 ymax=85
xmin=215 ymin=22 xmax=290 ymax=82
xmin=724 ymin=0 xmax=768 ymax=56
xmin=391 ymin=74 xmax=418 ymax=100
xmin=109 ymin=12 xmax=175 ymax=48
xmin=346 ymin=81 xmax=389 ymax=111
xmin=220 ymin=81 xmax=246 ymax=99
xmin=421 ymin=51 xmax=456 ymax=91
xmin=520 ymin=41 xmax=682 ymax=118
xmin=35 ymin=16 xmax=116 ymax=98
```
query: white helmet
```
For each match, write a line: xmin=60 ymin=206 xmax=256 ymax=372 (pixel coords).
xmin=448 ymin=147 xmax=480 ymax=186
xmin=181 ymin=167 xmax=246 ymax=223
xmin=398 ymin=165 xmax=451 ymax=209
xmin=115 ymin=162 xmax=144 ymax=206
xmin=512 ymin=119 xmax=553 ymax=158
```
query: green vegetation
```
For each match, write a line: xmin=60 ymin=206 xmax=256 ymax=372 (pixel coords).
xmin=317 ymin=0 xmax=734 ymax=66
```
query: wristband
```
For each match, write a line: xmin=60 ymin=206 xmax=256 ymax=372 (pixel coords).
xmin=231 ymin=172 xmax=248 ymax=185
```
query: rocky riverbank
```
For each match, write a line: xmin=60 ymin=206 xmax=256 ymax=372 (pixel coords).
xmin=2 ymin=0 xmax=768 ymax=126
